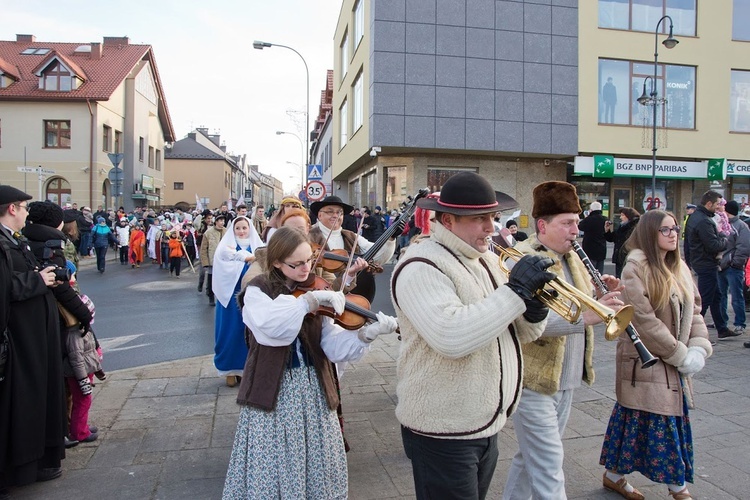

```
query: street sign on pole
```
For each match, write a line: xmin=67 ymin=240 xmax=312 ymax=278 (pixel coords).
xmin=307 ymin=164 xmax=323 ymax=180
xmin=108 ymin=153 xmax=125 ymax=203
xmin=306 ymin=180 xmax=326 ymax=202
xmin=107 ymin=153 xmax=124 ymax=168
xmin=17 ymin=166 xmax=35 ymax=173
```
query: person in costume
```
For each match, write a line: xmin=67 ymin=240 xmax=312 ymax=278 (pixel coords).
xmin=309 ymin=196 xmax=398 ymax=303
xmin=212 ymin=216 xmax=264 ymax=387
xmin=222 ymin=226 xmax=398 ymax=499
xmin=391 ymin=172 xmax=554 ymax=499
xmin=200 ymin=214 xmax=226 ymax=306
xmin=128 ymin=222 xmax=146 ymax=268
xmin=599 ymin=210 xmax=712 ymax=500
xmin=261 ymin=196 xmax=304 ymax=242
xmin=503 ymin=181 xmax=627 ymax=500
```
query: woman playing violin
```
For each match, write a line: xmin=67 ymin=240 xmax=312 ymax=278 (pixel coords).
xmin=223 ymin=227 xmax=398 ymax=499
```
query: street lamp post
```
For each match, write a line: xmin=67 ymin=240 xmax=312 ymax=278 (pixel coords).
xmin=254 ymin=40 xmax=310 ymax=186
xmin=637 ymin=15 xmax=678 ymax=210
xmin=276 ymin=131 xmax=305 ymax=193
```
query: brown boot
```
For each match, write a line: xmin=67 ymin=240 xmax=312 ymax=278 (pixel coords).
xmin=225 ymin=376 xmax=237 ymax=387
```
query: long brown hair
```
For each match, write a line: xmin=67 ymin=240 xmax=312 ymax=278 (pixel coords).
xmin=264 ymin=226 xmax=309 ymax=287
xmin=625 ymin=209 xmax=690 ymax=310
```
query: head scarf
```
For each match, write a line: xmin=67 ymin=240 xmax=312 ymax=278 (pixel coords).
xmin=211 ymin=216 xmax=265 ymax=308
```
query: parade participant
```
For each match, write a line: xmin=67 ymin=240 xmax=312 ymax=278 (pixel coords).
xmin=391 ymin=172 xmax=555 ymax=500
xmin=145 ymin=217 xmax=160 ymax=261
xmin=503 ymin=181 xmax=627 ymax=500
xmin=91 ymin=216 xmax=116 ymax=273
xmin=156 ymin=221 xmax=171 ymax=270
xmin=196 ymin=210 xmax=213 ymax=293
xmin=599 ymin=210 xmax=712 ymax=500
xmin=115 ymin=218 xmax=130 ymax=265
xmin=0 ymin=186 xmax=65 ymax=489
xmin=128 ymin=222 xmax=146 ymax=268
xmin=168 ymin=231 xmax=184 ymax=278
xmin=261 ymin=196 xmax=304 ymax=242
xmin=309 ymin=196 xmax=397 ymax=303
xmin=222 ymin=227 xmax=398 ymax=498
xmin=200 ymin=214 xmax=226 ymax=306
xmin=250 ymin=205 xmax=266 ymax=236
xmin=212 ymin=216 xmax=263 ymax=387
xmin=181 ymin=221 xmax=198 ymax=263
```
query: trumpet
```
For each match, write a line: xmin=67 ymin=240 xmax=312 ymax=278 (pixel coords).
xmin=490 ymin=240 xmax=633 ymax=339
xmin=571 ymin=241 xmax=658 ymax=368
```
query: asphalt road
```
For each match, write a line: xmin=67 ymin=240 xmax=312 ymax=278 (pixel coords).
xmin=78 ymin=253 xmax=397 ymax=371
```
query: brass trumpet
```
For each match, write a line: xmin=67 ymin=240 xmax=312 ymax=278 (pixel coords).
xmin=492 ymin=243 xmax=633 ymax=339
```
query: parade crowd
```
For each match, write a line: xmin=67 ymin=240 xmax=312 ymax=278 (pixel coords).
xmin=1 ymin=171 xmax=740 ymax=500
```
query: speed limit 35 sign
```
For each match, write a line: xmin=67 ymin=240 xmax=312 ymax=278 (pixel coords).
xmin=306 ymin=181 xmax=326 ymax=202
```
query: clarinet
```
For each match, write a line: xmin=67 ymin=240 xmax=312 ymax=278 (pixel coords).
xmin=571 ymin=241 xmax=658 ymax=369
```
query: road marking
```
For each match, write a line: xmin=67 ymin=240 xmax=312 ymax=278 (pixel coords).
xmin=99 ymin=334 xmax=154 ymax=353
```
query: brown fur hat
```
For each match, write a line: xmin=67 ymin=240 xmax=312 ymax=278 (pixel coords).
xmin=532 ymin=181 xmax=582 ymax=218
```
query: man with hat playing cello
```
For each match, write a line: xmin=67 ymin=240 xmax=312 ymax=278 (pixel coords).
xmin=391 ymin=171 xmax=557 ymax=499
xmin=503 ymin=181 xmax=626 ymax=500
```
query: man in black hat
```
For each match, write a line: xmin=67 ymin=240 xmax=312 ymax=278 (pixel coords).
xmin=308 ymin=196 xmax=391 ymax=302
xmin=390 ymin=172 xmax=556 ymax=500
xmin=0 ymin=186 xmax=66 ymax=492
xmin=504 ymin=181 xmax=627 ymax=500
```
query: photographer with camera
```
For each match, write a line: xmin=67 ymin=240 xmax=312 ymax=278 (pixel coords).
xmin=0 ymin=188 xmax=66 ymax=492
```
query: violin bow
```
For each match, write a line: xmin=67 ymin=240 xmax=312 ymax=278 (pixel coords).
xmin=339 ymin=216 xmax=365 ymax=292
xmin=311 ymin=217 xmax=337 ymax=271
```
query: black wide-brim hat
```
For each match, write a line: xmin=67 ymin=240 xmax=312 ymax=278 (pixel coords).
xmin=416 ymin=172 xmax=518 ymax=215
xmin=310 ymin=196 xmax=354 ymax=217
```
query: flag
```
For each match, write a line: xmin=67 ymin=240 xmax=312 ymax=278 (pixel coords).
xmin=227 ymin=197 xmax=233 ymax=211
xmin=195 ymin=194 xmax=203 ymax=212
xmin=236 ymin=196 xmax=245 ymax=207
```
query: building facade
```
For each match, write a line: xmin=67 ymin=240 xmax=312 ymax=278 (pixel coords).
xmin=0 ymin=34 xmax=174 ymax=210
xmin=578 ymin=0 xmax=750 ymax=219
xmin=333 ymin=0 xmax=578 ymax=225
xmin=310 ymin=69 xmax=335 ymax=201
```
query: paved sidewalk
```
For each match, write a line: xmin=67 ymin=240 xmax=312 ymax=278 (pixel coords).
xmin=9 ymin=324 xmax=750 ymax=499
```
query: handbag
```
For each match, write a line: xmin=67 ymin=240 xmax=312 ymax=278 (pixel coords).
xmin=57 ymin=302 xmax=80 ymax=328
xmin=719 ymin=250 xmax=735 ymax=271
xmin=0 ymin=327 xmax=9 ymax=382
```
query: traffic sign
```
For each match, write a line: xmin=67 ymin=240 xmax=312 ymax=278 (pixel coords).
xmin=307 ymin=164 xmax=323 ymax=180
xmin=108 ymin=153 xmax=124 ymax=168
xmin=306 ymin=181 xmax=326 ymax=202
xmin=108 ymin=168 xmax=125 ymax=182
xmin=16 ymin=166 xmax=54 ymax=174
xmin=17 ymin=166 xmax=35 ymax=173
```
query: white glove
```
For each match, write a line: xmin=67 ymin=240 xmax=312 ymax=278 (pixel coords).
xmin=678 ymin=346 xmax=707 ymax=375
xmin=358 ymin=312 xmax=399 ymax=343
xmin=308 ymin=290 xmax=346 ymax=315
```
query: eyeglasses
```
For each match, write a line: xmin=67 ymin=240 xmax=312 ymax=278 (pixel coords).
xmin=282 ymin=257 xmax=314 ymax=270
xmin=319 ymin=209 xmax=344 ymax=216
xmin=658 ymin=225 xmax=680 ymax=236
xmin=14 ymin=203 xmax=28 ymax=211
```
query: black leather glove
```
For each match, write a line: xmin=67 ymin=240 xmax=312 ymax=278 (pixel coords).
xmin=78 ymin=377 xmax=93 ymax=396
xmin=523 ymin=296 xmax=549 ymax=323
xmin=505 ymin=254 xmax=557 ymax=301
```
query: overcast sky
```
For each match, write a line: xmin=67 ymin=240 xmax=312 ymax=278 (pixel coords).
xmin=2 ymin=0 xmax=343 ymax=192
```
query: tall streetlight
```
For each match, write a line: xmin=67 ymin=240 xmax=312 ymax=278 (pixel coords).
xmin=276 ymin=131 xmax=305 ymax=193
xmin=254 ymin=40 xmax=310 ymax=186
xmin=637 ymin=15 xmax=678 ymax=210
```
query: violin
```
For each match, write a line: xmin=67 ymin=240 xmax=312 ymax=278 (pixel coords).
xmin=310 ymin=243 xmax=383 ymax=274
xmin=292 ymin=275 xmax=381 ymax=330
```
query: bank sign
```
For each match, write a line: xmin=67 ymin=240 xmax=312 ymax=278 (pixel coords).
xmin=574 ymin=156 xmax=728 ymax=180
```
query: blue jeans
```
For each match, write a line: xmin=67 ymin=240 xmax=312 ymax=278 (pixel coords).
xmin=718 ymin=266 xmax=746 ymax=328
xmin=79 ymin=231 xmax=91 ymax=256
xmin=94 ymin=246 xmax=107 ymax=272
xmin=695 ymin=267 xmax=727 ymax=331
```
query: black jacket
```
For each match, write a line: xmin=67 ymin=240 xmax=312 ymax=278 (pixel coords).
xmin=605 ymin=217 xmax=639 ymax=267
xmin=578 ymin=210 xmax=608 ymax=261
xmin=685 ymin=205 xmax=727 ymax=271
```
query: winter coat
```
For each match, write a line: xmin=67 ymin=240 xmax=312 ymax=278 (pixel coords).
xmin=685 ymin=205 xmax=727 ymax=271
xmin=577 ymin=210 xmax=608 ymax=261
xmin=62 ymin=326 xmax=102 ymax=380
xmin=617 ymin=249 xmax=712 ymax=416
xmin=605 ymin=217 xmax=639 ymax=267
xmin=199 ymin=226 xmax=226 ymax=267
xmin=91 ymin=224 xmax=115 ymax=248
xmin=115 ymin=225 xmax=131 ymax=246
xmin=168 ymin=237 xmax=184 ymax=258
xmin=721 ymin=215 xmax=750 ymax=270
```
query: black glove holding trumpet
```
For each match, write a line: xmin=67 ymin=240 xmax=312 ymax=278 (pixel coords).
xmin=506 ymin=255 xmax=557 ymax=323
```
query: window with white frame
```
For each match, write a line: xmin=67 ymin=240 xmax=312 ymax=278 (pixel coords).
xmin=353 ymin=0 xmax=364 ymax=49
xmin=340 ymin=99 xmax=348 ymax=149
xmin=731 ymin=70 xmax=750 ymax=132
xmin=340 ymin=31 xmax=349 ymax=82
xmin=353 ymin=70 xmax=364 ymax=133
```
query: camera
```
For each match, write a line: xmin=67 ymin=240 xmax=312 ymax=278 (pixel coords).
xmin=49 ymin=265 xmax=72 ymax=282
xmin=40 ymin=240 xmax=71 ymax=281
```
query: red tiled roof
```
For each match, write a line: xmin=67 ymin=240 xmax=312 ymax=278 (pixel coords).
xmin=0 ymin=56 xmax=20 ymax=80
xmin=0 ymin=37 xmax=175 ymax=141
xmin=31 ymin=50 xmax=88 ymax=81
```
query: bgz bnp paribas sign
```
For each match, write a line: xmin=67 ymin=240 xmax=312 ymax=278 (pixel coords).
xmin=574 ymin=156 xmax=722 ymax=180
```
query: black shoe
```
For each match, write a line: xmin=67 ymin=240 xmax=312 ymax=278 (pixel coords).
xmin=81 ymin=431 xmax=98 ymax=442
xmin=88 ymin=425 xmax=98 ymax=434
xmin=37 ymin=467 xmax=62 ymax=482
xmin=718 ymin=328 xmax=742 ymax=339
xmin=197 ymin=287 xmax=203 ymax=293
xmin=65 ymin=436 xmax=79 ymax=448
xmin=706 ymin=323 xmax=716 ymax=329
xmin=744 ymin=340 xmax=750 ymax=348
xmin=208 ymin=296 xmax=215 ymax=306
xmin=0 ymin=486 xmax=10 ymax=500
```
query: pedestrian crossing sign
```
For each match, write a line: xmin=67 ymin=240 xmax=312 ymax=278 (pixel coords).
xmin=308 ymin=164 xmax=323 ymax=180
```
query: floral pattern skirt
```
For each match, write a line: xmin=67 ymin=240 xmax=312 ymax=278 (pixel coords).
xmin=222 ymin=365 xmax=348 ymax=499
xmin=599 ymin=397 xmax=693 ymax=485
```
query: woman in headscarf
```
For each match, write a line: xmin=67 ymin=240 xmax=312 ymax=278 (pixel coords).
xmin=212 ymin=216 xmax=265 ymax=387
